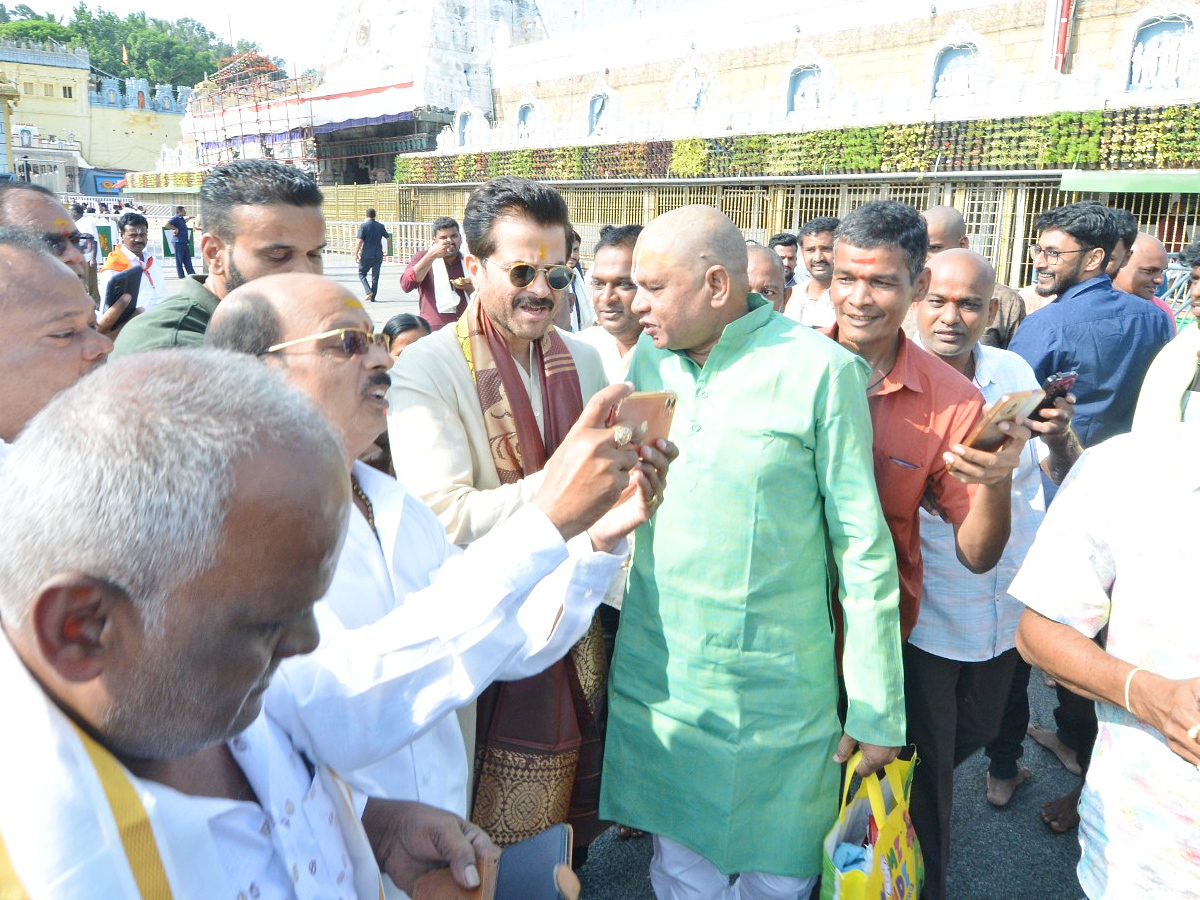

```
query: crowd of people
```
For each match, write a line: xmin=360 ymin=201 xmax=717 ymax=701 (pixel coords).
xmin=0 ymin=159 xmax=1196 ymax=900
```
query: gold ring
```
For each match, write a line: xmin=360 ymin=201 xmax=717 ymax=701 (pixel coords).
xmin=613 ymin=425 xmax=634 ymax=447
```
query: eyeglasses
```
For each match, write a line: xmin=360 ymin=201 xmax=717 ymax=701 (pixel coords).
xmin=1029 ymin=244 xmax=1087 ymax=264
xmin=40 ymin=231 xmax=91 ymax=255
xmin=265 ymin=327 xmax=389 ymax=356
xmin=481 ymin=258 xmax=574 ymax=291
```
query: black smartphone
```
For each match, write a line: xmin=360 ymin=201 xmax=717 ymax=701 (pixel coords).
xmin=103 ymin=265 xmax=142 ymax=329
xmin=1034 ymin=370 xmax=1078 ymax=413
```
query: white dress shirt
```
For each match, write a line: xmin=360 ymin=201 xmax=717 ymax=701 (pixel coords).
xmin=574 ymin=325 xmax=633 ymax=384
xmin=270 ymin=461 xmax=626 ymax=810
xmin=783 ymin=287 xmax=836 ymax=327
xmin=907 ymin=341 xmax=1046 ymax=661
xmin=98 ymin=244 xmax=168 ymax=310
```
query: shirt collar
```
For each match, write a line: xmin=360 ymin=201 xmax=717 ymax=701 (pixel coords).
xmin=825 ymin=325 xmax=923 ymax=394
xmin=1056 ymin=273 xmax=1110 ymax=304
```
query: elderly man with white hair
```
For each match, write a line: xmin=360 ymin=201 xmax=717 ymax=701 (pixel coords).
xmin=0 ymin=350 xmax=496 ymax=898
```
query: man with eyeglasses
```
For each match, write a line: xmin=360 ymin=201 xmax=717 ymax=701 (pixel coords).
xmin=207 ymin=271 xmax=667 ymax=897
xmin=1009 ymin=201 xmax=1172 ymax=450
xmin=110 ymin=160 xmax=325 ymax=359
xmin=390 ymin=176 xmax=618 ymax=861
xmin=98 ymin=211 xmax=167 ymax=311
xmin=1008 ymin=201 xmax=1172 ymax=836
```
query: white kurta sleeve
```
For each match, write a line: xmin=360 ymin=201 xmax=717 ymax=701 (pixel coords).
xmin=268 ymin=505 xmax=623 ymax=773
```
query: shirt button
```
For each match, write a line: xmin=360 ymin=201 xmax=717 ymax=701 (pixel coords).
xmin=691 ymin=423 xmax=701 ymax=433
xmin=699 ymin=390 xmax=709 ymax=399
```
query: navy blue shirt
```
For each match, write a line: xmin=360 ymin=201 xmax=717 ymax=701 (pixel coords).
xmin=357 ymin=218 xmax=390 ymax=259
xmin=1008 ymin=274 xmax=1173 ymax=448
xmin=166 ymin=215 xmax=189 ymax=244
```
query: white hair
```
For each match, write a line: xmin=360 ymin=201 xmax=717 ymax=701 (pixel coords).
xmin=0 ymin=349 xmax=342 ymax=628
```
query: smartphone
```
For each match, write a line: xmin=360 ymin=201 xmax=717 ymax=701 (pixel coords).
xmin=1034 ymin=370 xmax=1078 ymax=413
xmin=606 ymin=390 xmax=678 ymax=446
xmin=964 ymin=389 xmax=1045 ymax=451
xmin=103 ymin=265 xmax=142 ymax=329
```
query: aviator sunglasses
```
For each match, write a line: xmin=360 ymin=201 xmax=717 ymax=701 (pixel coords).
xmin=264 ymin=327 xmax=389 ymax=356
xmin=480 ymin=257 xmax=574 ymax=291
xmin=40 ymin=231 xmax=93 ymax=255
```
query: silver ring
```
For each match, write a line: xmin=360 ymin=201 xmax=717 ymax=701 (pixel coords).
xmin=613 ymin=425 xmax=634 ymax=447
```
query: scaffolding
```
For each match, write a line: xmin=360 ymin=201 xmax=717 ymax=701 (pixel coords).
xmin=187 ymin=56 xmax=319 ymax=170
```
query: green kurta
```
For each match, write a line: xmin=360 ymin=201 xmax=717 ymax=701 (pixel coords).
xmin=600 ymin=295 xmax=906 ymax=877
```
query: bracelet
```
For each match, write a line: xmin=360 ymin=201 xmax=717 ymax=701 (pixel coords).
xmin=1124 ymin=666 xmax=1144 ymax=714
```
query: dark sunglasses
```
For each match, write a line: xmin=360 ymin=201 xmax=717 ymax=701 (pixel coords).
xmin=481 ymin=258 xmax=574 ymax=291
xmin=265 ymin=327 xmax=389 ymax=356
xmin=41 ymin=232 xmax=92 ymax=255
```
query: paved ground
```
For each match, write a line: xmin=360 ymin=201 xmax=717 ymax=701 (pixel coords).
xmin=245 ymin=260 xmax=1084 ymax=900
xmin=575 ymin=674 xmax=1083 ymax=900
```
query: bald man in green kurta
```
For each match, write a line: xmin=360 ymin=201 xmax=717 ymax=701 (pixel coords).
xmin=601 ymin=207 xmax=906 ymax=899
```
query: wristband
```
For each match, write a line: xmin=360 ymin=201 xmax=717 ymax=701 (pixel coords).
xmin=1124 ymin=666 xmax=1144 ymax=714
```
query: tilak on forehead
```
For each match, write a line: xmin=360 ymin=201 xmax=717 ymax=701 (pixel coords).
xmin=342 ymin=296 xmax=364 ymax=311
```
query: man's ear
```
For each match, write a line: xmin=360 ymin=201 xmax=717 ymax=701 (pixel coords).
xmin=31 ymin=574 xmax=124 ymax=684
xmin=706 ymin=265 xmax=733 ymax=309
xmin=910 ymin=265 xmax=932 ymax=306
xmin=988 ymin=297 xmax=1000 ymax=327
xmin=200 ymin=233 xmax=224 ymax=276
xmin=463 ymin=253 xmax=482 ymax=281
xmin=1084 ymin=246 xmax=1107 ymax=276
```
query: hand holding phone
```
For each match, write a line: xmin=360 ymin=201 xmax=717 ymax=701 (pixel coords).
xmin=605 ymin=390 xmax=678 ymax=447
xmin=964 ymin=389 xmax=1044 ymax=451
xmin=103 ymin=265 xmax=142 ymax=330
xmin=1034 ymin=370 xmax=1078 ymax=414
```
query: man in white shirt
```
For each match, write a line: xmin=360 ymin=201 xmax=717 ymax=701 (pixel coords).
xmin=98 ymin=211 xmax=168 ymax=310
xmin=574 ymin=224 xmax=644 ymax=384
xmin=782 ymin=217 xmax=837 ymax=327
xmin=1014 ymin=422 xmax=1200 ymax=899
xmin=0 ymin=229 xmax=112 ymax=464
xmin=207 ymin=273 xmax=669 ymax=892
xmin=0 ymin=350 xmax=494 ymax=899
xmin=906 ymin=249 xmax=1081 ymax=900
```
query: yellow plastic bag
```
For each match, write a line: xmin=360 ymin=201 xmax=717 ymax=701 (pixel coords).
xmin=819 ymin=751 xmax=924 ymax=900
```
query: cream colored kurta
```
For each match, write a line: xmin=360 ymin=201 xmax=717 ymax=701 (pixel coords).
xmin=387 ymin=324 xmax=608 ymax=545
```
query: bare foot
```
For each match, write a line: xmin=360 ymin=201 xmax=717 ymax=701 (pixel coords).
xmin=1040 ymin=784 xmax=1082 ymax=833
xmin=1027 ymin=724 xmax=1083 ymax=776
xmin=986 ymin=766 xmax=1031 ymax=807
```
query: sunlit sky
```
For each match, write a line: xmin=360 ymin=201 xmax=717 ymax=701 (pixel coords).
xmin=40 ymin=1 xmax=337 ymax=77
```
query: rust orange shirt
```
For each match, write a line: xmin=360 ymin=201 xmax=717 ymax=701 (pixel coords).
xmin=826 ymin=327 xmax=984 ymax=636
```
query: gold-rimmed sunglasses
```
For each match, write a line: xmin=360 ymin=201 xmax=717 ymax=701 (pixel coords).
xmin=481 ymin=258 xmax=575 ymax=291
xmin=265 ymin=327 xmax=388 ymax=356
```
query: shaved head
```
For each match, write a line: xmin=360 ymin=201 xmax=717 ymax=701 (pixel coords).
xmin=1113 ymin=232 xmax=1169 ymax=301
xmin=636 ymin=205 xmax=749 ymax=294
xmin=917 ymin=248 xmax=997 ymax=369
xmin=746 ymin=244 xmax=786 ymax=312
xmin=208 ymin=273 xmax=391 ymax=466
xmin=922 ymin=205 xmax=968 ymax=258
xmin=632 ymin=205 xmax=752 ymax=365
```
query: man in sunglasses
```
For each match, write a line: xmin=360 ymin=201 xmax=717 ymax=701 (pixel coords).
xmin=207 ymin=271 xmax=668 ymax=896
xmin=111 ymin=160 xmax=325 ymax=359
xmin=98 ymin=211 xmax=167 ymax=311
xmin=389 ymin=176 xmax=617 ymax=860
xmin=0 ymin=184 xmax=134 ymax=335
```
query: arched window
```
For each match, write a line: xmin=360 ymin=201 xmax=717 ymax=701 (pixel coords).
xmin=1129 ymin=15 xmax=1195 ymax=90
xmin=932 ymin=44 xmax=980 ymax=99
xmin=517 ymin=103 xmax=534 ymax=140
xmin=787 ymin=66 xmax=821 ymax=114
xmin=588 ymin=93 xmax=608 ymax=138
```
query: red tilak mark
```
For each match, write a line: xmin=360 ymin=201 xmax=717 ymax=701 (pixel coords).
xmin=851 ymin=256 xmax=877 ymax=264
